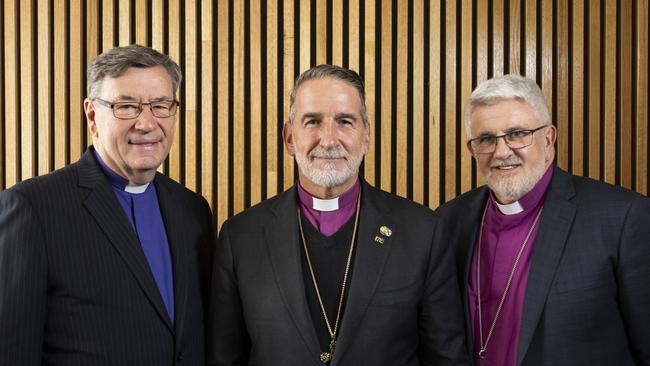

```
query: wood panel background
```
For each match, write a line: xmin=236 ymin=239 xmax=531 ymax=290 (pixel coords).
xmin=1 ymin=0 xmax=648 ymax=228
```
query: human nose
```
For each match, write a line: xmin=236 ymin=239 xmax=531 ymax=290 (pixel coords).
xmin=134 ymin=105 xmax=157 ymax=131
xmin=318 ymin=119 xmax=338 ymax=147
xmin=492 ymin=135 xmax=513 ymax=158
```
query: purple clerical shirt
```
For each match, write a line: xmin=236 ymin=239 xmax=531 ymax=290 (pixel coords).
xmin=297 ymin=179 xmax=360 ymax=236
xmin=468 ymin=165 xmax=553 ymax=366
xmin=94 ymin=151 xmax=175 ymax=322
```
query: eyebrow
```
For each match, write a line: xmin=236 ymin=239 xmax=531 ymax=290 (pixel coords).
xmin=301 ymin=112 xmax=323 ymax=122
xmin=334 ymin=113 xmax=359 ymax=121
xmin=113 ymin=95 xmax=174 ymax=102
xmin=478 ymin=125 xmax=533 ymax=136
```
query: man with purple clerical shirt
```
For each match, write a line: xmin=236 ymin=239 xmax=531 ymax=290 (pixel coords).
xmin=436 ymin=74 xmax=650 ymax=366
xmin=0 ymin=45 xmax=215 ymax=365
xmin=207 ymin=65 xmax=470 ymax=366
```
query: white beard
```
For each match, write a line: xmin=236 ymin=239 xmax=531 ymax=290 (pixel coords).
xmin=486 ymin=157 xmax=547 ymax=203
xmin=295 ymin=146 xmax=364 ymax=188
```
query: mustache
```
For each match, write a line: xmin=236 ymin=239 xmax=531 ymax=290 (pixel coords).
xmin=308 ymin=147 xmax=348 ymax=160
xmin=490 ymin=157 xmax=522 ymax=167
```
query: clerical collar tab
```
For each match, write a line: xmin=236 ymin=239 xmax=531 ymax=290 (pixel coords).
xmin=125 ymin=182 xmax=149 ymax=194
xmin=496 ymin=200 xmax=524 ymax=215
xmin=312 ymin=196 xmax=339 ymax=212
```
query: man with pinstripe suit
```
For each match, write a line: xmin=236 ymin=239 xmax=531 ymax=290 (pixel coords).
xmin=0 ymin=45 xmax=214 ymax=365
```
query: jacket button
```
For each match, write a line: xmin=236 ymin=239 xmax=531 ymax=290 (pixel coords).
xmin=176 ymin=352 xmax=184 ymax=362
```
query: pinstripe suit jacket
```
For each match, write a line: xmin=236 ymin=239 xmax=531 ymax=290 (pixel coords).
xmin=435 ymin=166 xmax=650 ymax=366
xmin=0 ymin=148 xmax=215 ymax=366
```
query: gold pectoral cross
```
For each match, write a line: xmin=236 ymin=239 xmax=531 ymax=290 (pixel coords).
xmin=319 ymin=340 xmax=337 ymax=363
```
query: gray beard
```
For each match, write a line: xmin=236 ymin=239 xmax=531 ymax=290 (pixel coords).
xmin=487 ymin=161 xmax=548 ymax=203
xmin=295 ymin=147 xmax=363 ymax=189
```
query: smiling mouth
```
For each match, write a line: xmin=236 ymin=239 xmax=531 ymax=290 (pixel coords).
xmin=492 ymin=164 xmax=520 ymax=171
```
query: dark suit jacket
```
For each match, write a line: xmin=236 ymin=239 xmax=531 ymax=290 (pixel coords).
xmin=207 ymin=180 xmax=470 ymax=366
xmin=0 ymin=148 xmax=215 ymax=366
xmin=435 ymin=166 xmax=650 ymax=365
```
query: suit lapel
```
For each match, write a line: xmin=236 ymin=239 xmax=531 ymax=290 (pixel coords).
xmin=155 ymin=177 xmax=189 ymax=340
xmin=331 ymin=183 xmax=393 ymax=366
xmin=516 ymin=168 xmax=576 ymax=365
xmin=264 ymin=187 xmax=322 ymax=360
xmin=78 ymin=150 xmax=174 ymax=333
xmin=459 ymin=188 xmax=489 ymax=357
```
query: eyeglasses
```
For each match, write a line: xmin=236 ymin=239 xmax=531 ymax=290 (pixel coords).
xmin=93 ymin=98 xmax=179 ymax=119
xmin=468 ymin=125 xmax=549 ymax=154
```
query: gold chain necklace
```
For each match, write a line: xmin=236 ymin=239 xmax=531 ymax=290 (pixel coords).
xmin=476 ymin=203 xmax=543 ymax=362
xmin=297 ymin=191 xmax=361 ymax=364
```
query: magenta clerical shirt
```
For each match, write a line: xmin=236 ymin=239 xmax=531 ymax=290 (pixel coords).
xmin=468 ymin=165 xmax=554 ymax=366
xmin=297 ymin=179 xmax=360 ymax=236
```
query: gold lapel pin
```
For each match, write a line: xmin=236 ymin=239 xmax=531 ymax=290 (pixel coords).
xmin=379 ymin=226 xmax=392 ymax=237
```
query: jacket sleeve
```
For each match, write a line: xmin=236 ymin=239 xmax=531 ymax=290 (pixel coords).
xmin=418 ymin=214 xmax=472 ymax=366
xmin=0 ymin=189 xmax=47 ymax=365
xmin=617 ymin=195 xmax=650 ymax=365
xmin=206 ymin=220 xmax=251 ymax=366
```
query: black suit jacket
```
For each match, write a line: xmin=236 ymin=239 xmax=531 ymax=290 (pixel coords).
xmin=207 ymin=180 xmax=470 ymax=366
xmin=435 ymin=166 xmax=650 ymax=365
xmin=0 ymin=148 xmax=215 ymax=366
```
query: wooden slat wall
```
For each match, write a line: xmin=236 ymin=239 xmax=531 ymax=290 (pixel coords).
xmin=0 ymin=0 xmax=648 ymax=229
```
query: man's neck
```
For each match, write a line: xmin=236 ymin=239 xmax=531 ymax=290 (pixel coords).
xmin=298 ymin=176 xmax=358 ymax=199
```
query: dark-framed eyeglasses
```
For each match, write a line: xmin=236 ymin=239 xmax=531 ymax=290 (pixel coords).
xmin=93 ymin=98 xmax=179 ymax=119
xmin=467 ymin=125 xmax=549 ymax=154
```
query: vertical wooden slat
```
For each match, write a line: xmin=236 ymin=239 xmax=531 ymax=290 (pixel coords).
xmin=20 ymin=0 xmax=34 ymax=180
xmin=459 ymin=0 xmax=472 ymax=195
xmin=87 ymin=0 xmax=99 ymax=146
xmin=4 ymin=0 xmax=18 ymax=185
xmin=184 ymin=0 xmax=197 ymax=191
xmin=412 ymin=0 xmax=424 ymax=203
xmin=363 ymin=0 xmax=376 ymax=185
xmin=38 ymin=0 xmax=52 ymax=175
xmin=619 ymin=0 xmax=632 ymax=189
xmin=151 ymin=0 xmax=164 ymax=52
xmin=300 ymin=0 xmax=310 ymax=72
xmin=266 ymin=0 xmax=278 ymax=198
xmin=396 ymin=0 xmax=407 ymax=198
xmin=217 ymin=0 xmax=229 ymax=227
xmin=541 ymin=0 xmax=553 ymax=128
xmin=493 ymin=0 xmax=505 ymax=76
xmin=444 ymin=0 xmax=457 ymax=202
xmin=102 ymin=0 xmax=114 ymax=51
xmin=250 ymin=0 xmax=262 ymax=205
xmin=508 ymin=0 xmax=520 ymax=74
xmin=475 ymin=0 xmax=488 ymax=188
xmin=571 ymin=0 xmax=585 ymax=176
xmin=380 ymin=0 xmax=391 ymax=192
xmin=316 ymin=0 xmax=327 ymax=65
xmin=556 ymin=0 xmax=569 ymax=170
xmin=282 ymin=0 xmax=294 ymax=190
xmin=429 ymin=0 xmax=441 ymax=206
xmin=118 ymin=0 xmax=131 ymax=46
xmin=70 ymin=0 xmax=83 ymax=162
xmin=636 ymin=0 xmax=648 ymax=195
xmin=168 ymin=0 xmax=181 ymax=181
xmin=603 ymin=0 xmax=616 ymax=184
xmin=201 ymin=0 xmax=213 ymax=206
xmin=54 ymin=0 xmax=68 ymax=169
xmin=331 ymin=0 xmax=342 ymax=65
xmin=588 ymin=0 xmax=601 ymax=179
xmin=135 ymin=0 xmax=148 ymax=45
xmin=524 ymin=0 xmax=536 ymax=79
xmin=233 ymin=0 xmax=245 ymax=213
xmin=348 ymin=0 xmax=359 ymax=71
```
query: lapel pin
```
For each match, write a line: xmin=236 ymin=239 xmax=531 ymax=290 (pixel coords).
xmin=379 ymin=226 xmax=392 ymax=237
xmin=374 ymin=236 xmax=385 ymax=244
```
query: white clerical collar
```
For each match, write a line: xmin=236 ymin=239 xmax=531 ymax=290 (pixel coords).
xmin=495 ymin=200 xmax=524 ymax=215
xmin=312 ymin=196 xmax=339 ymax=212
xmin=125 ymin=182 xmax=150 ymax=194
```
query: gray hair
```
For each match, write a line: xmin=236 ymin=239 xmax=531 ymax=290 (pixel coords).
xmin=87 ymin=44 xmax=182 ymax=99
xmin=464 ymin=74 xmax=550 ymax=139
xmin=289 ymin=64 xmax=369 ymax=125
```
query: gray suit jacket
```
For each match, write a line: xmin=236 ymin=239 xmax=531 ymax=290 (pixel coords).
xmin=436 ymin=166 xmax=650 ymax=365
xmin=0 ymin=148 xmax=215 ymax=365
xmin=207 ymin=180 xmax=470 ymax=366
